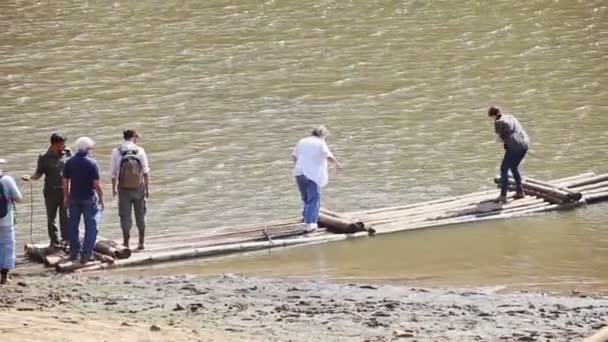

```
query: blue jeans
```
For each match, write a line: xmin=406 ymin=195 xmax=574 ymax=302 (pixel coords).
xmin=296 ymin=175 xmax=321 ymax=224
xmin=500 ymin=147 xmax=528 ymax=197
xmin=67 ymin=198 xmax=100 ymax=259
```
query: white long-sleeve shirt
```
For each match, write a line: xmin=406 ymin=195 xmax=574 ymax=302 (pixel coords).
xmin=292 ymin=136 xmax=334 ymax=188
xmin=109 ymin=141 xmax=150 ymax=179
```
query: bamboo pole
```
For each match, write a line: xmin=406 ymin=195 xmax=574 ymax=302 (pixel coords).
xmin=584 ymin=191 xmax=608 ymax=204
xmin=369 ymin=198 xmax=547 ymax=226
xmin=563 ymin=174 xmax=608 ymax=189
xmin=573 ymin=180 xmax=608 ymax=192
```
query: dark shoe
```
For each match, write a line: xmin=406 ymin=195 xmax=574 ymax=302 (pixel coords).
xmin=80 ymin=255 xmax=95 ymax=264
xmin=492 ymin=196 xmax=508 ymax=204
xmin=136 ymin=243 xmax=145 ymax=251
xmin=513 ymin=192 xmax=526 ymax=200
xmin=68 ymin=254 xmax=79 ymax=262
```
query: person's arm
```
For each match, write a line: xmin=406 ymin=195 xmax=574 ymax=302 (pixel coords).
xmin=323 ymin=143 xmax=342 ymax=169
xmin=93 ymin=180 xmax=104 ymax=211
xmin=24 ymin=155 xmax=44 ymax=181
xmin=93 ymin=163 xmax=104 ymax=210
xmin=494 ymin=120 xmax=509 ymax=142
xmin=140 ymin=148 xmax=150 ymax=198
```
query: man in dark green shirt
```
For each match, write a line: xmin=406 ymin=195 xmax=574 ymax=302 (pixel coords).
xmin=23 ymin=133 xmax=71 ymax=247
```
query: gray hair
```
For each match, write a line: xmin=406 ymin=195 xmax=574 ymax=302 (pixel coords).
xmin=311 ymin=125 xmax=330 ymax=138
xmin=75 ymin=137 xmax=95 ymax=152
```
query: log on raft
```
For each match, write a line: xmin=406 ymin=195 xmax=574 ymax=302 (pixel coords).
xmin=94 ymin=240 xmax=131 ymax=259
xmin=317 ymin=212 xmax=375 ymax=236
xmin=494 ymin=176 xmax=580 ymax=203
xmin=24 ymin=244 xmax=49 ymax=263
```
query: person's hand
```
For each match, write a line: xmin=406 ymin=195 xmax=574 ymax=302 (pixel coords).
xmin=335 ymin=161 xmax=343 ymax=170
xmin=63 ymin=198 xmax=69 ymax=208
xmin=98 ymin=200 xmax=105 ymax=211
xmin=112 ymin=189 xmax=117 ymax=198
xmin=21 ymin=175 xmax=30 ymax=181
xmin=145 ymin=188 xmax=150 ymax=198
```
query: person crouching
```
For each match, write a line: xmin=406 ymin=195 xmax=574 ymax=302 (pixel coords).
xmin=292 ymin=126 xmax=342 ymax=232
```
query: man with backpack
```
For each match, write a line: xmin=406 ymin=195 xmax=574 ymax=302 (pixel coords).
xmin=22 ymin=132 xmax=71 ymax=248
xmin=0 ymin=159 xmax=24 ymax=284
xmin=109 ymin=129 xmax=150 ymax=250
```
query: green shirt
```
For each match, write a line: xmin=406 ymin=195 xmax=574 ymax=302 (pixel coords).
xmin=35 ymin=148 xmax=72 ymax=192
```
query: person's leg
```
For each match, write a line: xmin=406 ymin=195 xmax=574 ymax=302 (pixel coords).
xmin=499 ymin=150 xmax=512 ymax=198
xmin=0 ymin=225 xmax=15 ymax=284
xmin=133 ymin=188 xmax=147 ymax=250
xmin=58 ymin=191 xmax=69 ymax=243
xmin=307 ymin=180 xmax=321 ymax=226
xmin=81 ymin=199 xmax=100 ymax=261
xmin=44 ymin=191 xmax=60 ymax=246
xmin=511 ymin=149 xmax=528 ymax=195
xmin=295 ymin=175 xmax=309 ymax=222
xmin=118 ymin=189 xmax=133 ymax=247
xmin=0 ymin=269 xmax=7 ymax=285
xmin=67 ymin=200 xmax=82 ymax=260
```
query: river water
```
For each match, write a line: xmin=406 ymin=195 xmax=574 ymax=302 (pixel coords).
xmin=1 ymin=0 xmax=606 ymax=291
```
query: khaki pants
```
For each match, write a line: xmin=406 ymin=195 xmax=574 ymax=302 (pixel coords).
xmin=118 ymin=187 xmax=147 ymax=244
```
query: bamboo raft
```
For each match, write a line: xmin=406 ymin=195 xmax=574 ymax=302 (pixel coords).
xmin=24 ymin=172 xmax=608 ymax=273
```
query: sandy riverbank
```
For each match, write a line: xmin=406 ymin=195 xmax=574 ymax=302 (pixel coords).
xmin=0 ymin=273 xmax=606 ymax=341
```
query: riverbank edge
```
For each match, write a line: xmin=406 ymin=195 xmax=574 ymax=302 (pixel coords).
xmin=1 ymin=273 xmax=606 ymax=341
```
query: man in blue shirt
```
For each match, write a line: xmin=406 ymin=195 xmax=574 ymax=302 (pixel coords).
xmin=62 ymin=137 xmax=105 ymax=263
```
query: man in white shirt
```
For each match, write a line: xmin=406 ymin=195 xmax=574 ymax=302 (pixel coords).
xmin=109 ymin=130 xmax=150 ymax=250
xmin=292 ymin=126 xmax=342 ymax=232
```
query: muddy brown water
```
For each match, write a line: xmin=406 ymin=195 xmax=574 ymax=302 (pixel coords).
xmin=1 ymin=0 xmax=607 ymax=291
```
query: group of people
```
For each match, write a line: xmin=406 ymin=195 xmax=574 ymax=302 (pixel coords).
xmin=0 ymin=106 xmax=529 ymax=284
xmin=0 ymin=129 xmax=150 ymax=284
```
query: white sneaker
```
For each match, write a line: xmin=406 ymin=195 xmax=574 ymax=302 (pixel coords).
xmin=303 ymin=223 xmax=318 ymax=233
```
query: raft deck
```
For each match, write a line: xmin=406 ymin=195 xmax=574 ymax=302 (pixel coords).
xmin=24 ymin=172 xmax=608 ymax=273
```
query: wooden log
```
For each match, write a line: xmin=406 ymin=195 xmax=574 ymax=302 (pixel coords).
xmin=564 ymin=174 xmax=608 ymax=189
xmin=145 ymin=226 xmax=308 ymax=254
xmin=572 ymin=180 xmax=608 ymax=192
xmin=494 ymin=176 xmax=574 ymax=203
xmin=94 ymin=252 xmax=115 ymax=264
xmin=524 ymin=177 xmax=582 ymax=201
xmin=44 ymin=254 xmax=67 ymax=268
xmin=94 ymin=240 xmax=131 ymax=260
xmin=55 ymin=259 xmax=103 ymax=273
xmin=584 ymin=191 xmax=608 ymax=204
xmin=369 ymin=197 xmax=547 ymax=226
xmin=79 ymin=233 xmax=352 ymax=273
xmin=318 ymin=213 xmax=374 ymax=235
xmin=24 ymin=244 xmax=50 ymax=264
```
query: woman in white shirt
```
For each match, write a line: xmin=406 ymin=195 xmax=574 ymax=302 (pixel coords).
xmin=292 ymin=126 xmax=341 ymax=232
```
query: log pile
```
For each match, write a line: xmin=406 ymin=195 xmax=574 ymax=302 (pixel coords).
xmin=23 ymin=172 xmax=608 ymax=274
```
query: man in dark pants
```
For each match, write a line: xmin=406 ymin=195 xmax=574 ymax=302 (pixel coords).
xmin=488 ymin=106 xmax=530 ymax=204
xmin=23 ymin=133 xmax=71 ymax=247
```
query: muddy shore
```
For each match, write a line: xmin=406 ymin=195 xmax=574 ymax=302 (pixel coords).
xmin=0 ymin=273 xmax=606 ymax=341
